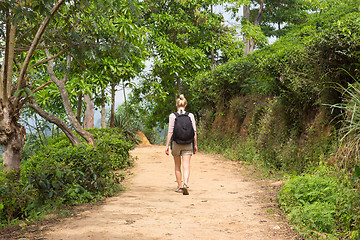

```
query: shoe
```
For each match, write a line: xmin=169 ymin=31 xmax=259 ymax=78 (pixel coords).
xmin=175 ymin=187 xmax=183 ymax=193
xmin=182 ymin=184 xmax=189 ymax=195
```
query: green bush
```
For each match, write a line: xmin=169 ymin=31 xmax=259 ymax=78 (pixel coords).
xmin=88 ymin=128 xmax=136 ymax=170
xmin=278 ymin=167 xmax=360 ymax=239
xmin=22 ymin=154 xmax=74 ymax=204
xmin=289 ymin=202 xmax=336 ymax=234
xmin=22 ymin=145 xmax=119 ymax=205
xmin=0 ymin=170 xmax=36 ymax=228
xmin=0 ymin=128 xmax=135 ymax=229
xmin=112 ymin=114 xmax=139 ymax=144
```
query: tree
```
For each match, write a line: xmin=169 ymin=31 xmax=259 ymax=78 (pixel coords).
xmin=0 ymin=0 xmax=67 ymax=171
xmin=227 ymin=0 xmax=319 ymax=55
xmin=260 ymin=0 xmax=315 ymax=37
xmin=226 ymin=0 xmax=267 ymax=55
xmin=243 ymin=0 xmax=264 ymax=55
xmin=42 ymin=51 xmax=95 ymax=145
xmin=0 ymin=0 xmax=147 ymax=171
xmin=131 ymin=0 xmax=242 ymax=128
xmin=30 ymin=0 xmax=146 ymax=135
xmin=90 ymin=57 xmax=145 ymax=129
xmin=68 ymin=0 xmax=147 ymax=129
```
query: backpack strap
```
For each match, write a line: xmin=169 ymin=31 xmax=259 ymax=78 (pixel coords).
xmin=174 ymin=112 xmax=189 ymax=116
xmin=170 ymin=112 xmax=178 ymax=149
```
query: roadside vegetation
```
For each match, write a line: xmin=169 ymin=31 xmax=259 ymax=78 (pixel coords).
xmin=187 ymin=1 xmax=360 ymax=238
xmin=1 ymin=0 xmax=143 ymax=232
xmin=0 ymin=127 xmax=137 ymax=229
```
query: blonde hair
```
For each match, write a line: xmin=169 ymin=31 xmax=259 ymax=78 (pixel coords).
xmin=176 ymin=94 xmax=187 ymax=108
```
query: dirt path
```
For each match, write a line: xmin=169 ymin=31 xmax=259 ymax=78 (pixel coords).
xmin=40 ymin=145 xmax=295 ymax=240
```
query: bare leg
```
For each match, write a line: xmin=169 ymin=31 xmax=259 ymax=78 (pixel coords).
xmin=182 ymin=154 xmax=191 ymax=186
xmin=174 ymin=156 xmax=182 ymax=187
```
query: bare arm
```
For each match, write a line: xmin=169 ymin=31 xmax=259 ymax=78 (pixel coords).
xmin=165 ymin=132 xmax=173 ymax=155
xmin=194 ymin=132 xmax=198 ymax=154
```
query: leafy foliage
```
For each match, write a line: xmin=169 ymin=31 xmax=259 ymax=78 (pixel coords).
xmin=191 ymin=1 xmax=360 ymax=238
xmin=278 ymin=168 xmax=360 ymax=239
xmin=0 ymin=128 xmax=135 ymax=228
xmin=0 ymin=170 xmax=36 ymax=227
xmin=88 ymin=128 xmax=137 ymax=170
xmin=130 ymin=0 xmax=242 ymax=129
xmin=26 ymin=0 xmax=148 ymax=124
xmin=331 ymin=80 xmax=360 ymax=171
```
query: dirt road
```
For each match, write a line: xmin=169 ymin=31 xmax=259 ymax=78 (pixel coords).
xmin=41 ymin=145 xmax=295 ymax=240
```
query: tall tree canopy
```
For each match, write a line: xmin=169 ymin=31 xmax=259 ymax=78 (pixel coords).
xmin=0 ymin=0 xmax=147 ymax=171
xmin=130 ymin=0 xmax=243 ymax=128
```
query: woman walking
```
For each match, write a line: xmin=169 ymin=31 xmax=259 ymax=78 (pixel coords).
xmin=165 ymin=94 xmax=197 ymax=195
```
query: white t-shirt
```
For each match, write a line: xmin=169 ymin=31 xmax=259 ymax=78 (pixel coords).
xmin=168 ymin=112 xmax=196 ymax=133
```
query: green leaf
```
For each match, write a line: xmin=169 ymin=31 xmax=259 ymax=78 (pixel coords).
xmin=55 ymin=169 xmax=62 ymax=179
xmin=14 ymin=89 xmax=23 ymax=97
xmin=354 ymin=165 xmax=360 ymax=180
xmin=24 ymin=87 xmax=34 ymax=97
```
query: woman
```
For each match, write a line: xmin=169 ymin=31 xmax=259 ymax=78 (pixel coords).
xmin=165 ymin=94 xmax=197 ymax=195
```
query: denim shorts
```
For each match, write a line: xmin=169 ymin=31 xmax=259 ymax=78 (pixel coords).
xmin=171 ymin=141 xmax=193 ymax=157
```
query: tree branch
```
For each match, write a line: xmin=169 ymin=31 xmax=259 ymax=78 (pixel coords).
xmin=43 ymin=48 xmax=60 ymax=85
xmin=13 ymin=57 xmax=21 ymax=73
xmin=63 ymin=54 xmax=71 ymax=83
xmin=254 ymin=0 xmax=264 ymax=26
xmin=28 ymin=48 xmax=68 ymax=70
xmin=0 ymin=41 xmax=127 ymax=53
xmin=15 ymin=0 xmax=66 ymax=95
xmin=33 ymin=81 xmax=53 ymax=93
xmin=0 ymin=43 xmax=66 ymax=52
xmin=1 ymin=8 xmax=14 ymax=103
xmin=28 ymin=98 xmax=82 ymax=146
xmin=18 ymin=80 xmax=53 ymax=112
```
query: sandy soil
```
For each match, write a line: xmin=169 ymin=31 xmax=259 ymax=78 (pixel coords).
xmin=30 ymin=145 xmax=296 ymax=240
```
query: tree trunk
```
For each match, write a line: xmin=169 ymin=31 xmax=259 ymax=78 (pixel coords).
xmin=250 ymin=0 xmax=264 ymax=53
xmin=2 ymin=129 xmax=25 ymax=172
xmin=122 ymin=81 xmax=126 ymax=107
xmin=243 ymin=5 xmax=251 ymax=56
xmin=28 ymin=99 xmax=82 ymax=146
xmin=0 ymin=102 xmax=25 ymax=172
xmin=76 ymin=93 xmax=82 ymax=124
xmin=109 ymin=83 xmax=116 ymax=128
xmin=83 ymin=94 xmax=94 ymax=129
xmin=44 ymin=51 xmax=95 ymax=146
xmin=1 ymin=16 xmax=15 ymax=103
xmin=101 ymin=89 xmax=106 ymax=128
xmin=59 ymin=87 xmax=94 ymax=145
xmin=0 ymin=17 xmax=24 ymax=172
xmin=101 ymin=102 xmax=106 ymax=128
xmin=243 ymin=1 xmax=264 ymax=56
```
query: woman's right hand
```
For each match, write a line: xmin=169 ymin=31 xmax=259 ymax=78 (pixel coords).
xmin=165 ymin=146 xmax=170 ymax=155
